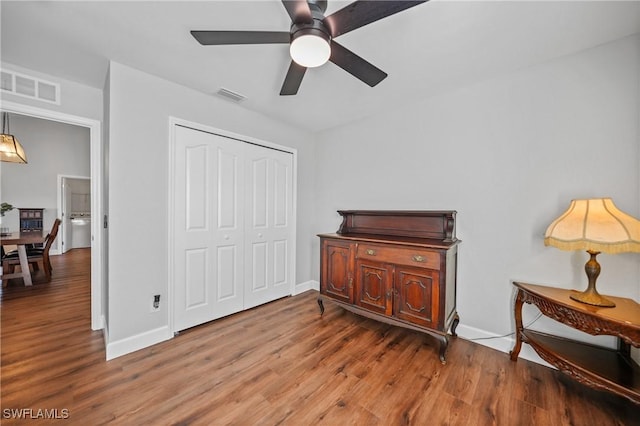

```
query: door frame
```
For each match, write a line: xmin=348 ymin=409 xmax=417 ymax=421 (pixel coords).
xmin=57 ymin=175 xmax=91 ymax=254
xmin=167 ymin=117 xmax=298 ymax=334
xmin=1 ymin=100 xmax=104 ymax=331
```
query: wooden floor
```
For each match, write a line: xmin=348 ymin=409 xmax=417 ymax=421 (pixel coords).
xmin=1 ymin=249 xmax=638 ymax=425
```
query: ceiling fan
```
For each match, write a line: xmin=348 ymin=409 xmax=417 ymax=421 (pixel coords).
xmin=191 ymin=0 xmax=427 ymax=95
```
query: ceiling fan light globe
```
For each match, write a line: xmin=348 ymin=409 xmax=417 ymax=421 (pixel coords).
xmin=290 ymin=34 xmax=330 ymax=68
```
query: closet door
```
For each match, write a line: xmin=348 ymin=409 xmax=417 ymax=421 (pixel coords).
xmin=243 ymin=145 xmax=294 ymax=309
xmin=174 ymin=126 xmax=245 ymax=332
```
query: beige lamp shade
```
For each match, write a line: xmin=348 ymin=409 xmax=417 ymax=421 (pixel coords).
xmin=544 ymin=198 xmax=640 ymax=254
xmin=0 ymin=133 xmax=28 ymax=164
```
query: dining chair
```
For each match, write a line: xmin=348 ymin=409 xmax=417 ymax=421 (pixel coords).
xmin=2 ymin=218 xmax=61 ymax=284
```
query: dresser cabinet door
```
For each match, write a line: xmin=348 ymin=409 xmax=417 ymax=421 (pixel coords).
xmin=394 ymin=266 xmax=440 ymax=328
xmin=355 ymin=259 xmax=393 ymax=316
xmin=321 ymin=239 xmax=354 ymax=303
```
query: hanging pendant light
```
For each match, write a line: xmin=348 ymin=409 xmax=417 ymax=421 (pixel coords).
xmin=1 ymin=112 xmax=27 ymax=164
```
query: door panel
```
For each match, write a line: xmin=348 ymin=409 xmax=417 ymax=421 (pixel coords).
xmin=243 ymin=146 xmax=294 ymax=309
xmin=395 ymin=267 xmax=439 ymax=328
xmin=174 ymin=126 xmax=245 ymax=331
xmin=217 ymin=245 xmax=238 ymax=300
xmin=251 ymin=158 xmax=268 ymax=228
xmin=273 ymin=160 xmax=288 ymax=227
xmin=273 ymin=239 xmax=288 ymax=287
xmin=185 ymin=248 xmax=207 ymax=308
xmin=185 ymin=144 xmax=208 ymax=230
xmin=269 ymin=154 xmax=293 ymax=295
xmin=217 ymin=149 xmax=239 ymax=229
xmin=251 ymin=241 xmax=268 ymax=291
xmin=211 ymin=143 xmax=245 ymax=320
xmin=355 ymin=260 xmax=393 ymax=316
xmin=320 ymin=239 xmax=353 ymax=303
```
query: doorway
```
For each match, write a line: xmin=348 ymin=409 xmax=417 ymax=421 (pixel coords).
xmin=1 ymin=100 xmax=103 ymax=331
xmin=59 ymin=176 xmax=91 ymax=254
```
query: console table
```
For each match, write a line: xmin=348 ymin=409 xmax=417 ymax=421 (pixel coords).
xmin=318 ymin=210 xmax=460 ymax=363
xmin=509 ymin=282 xmax=640 ymax=404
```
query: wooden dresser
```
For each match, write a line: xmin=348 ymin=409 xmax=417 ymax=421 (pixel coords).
xmin=318 ymin=210 xmax=461 ymax=363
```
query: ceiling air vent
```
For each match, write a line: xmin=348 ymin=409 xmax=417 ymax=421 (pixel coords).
xmin=1 ymin=69 xmax=60 ymax=104
xmin=215 ymin=87 xmax=247 ymax=103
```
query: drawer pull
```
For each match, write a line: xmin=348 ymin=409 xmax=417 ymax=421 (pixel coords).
xmin=413 ymin=255 xmax=425 ymax=262
xmin=366 ymin=249 xmax=376 ymax=256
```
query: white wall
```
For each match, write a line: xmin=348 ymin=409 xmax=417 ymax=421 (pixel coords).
xmin=314 ymin=35 xmax=640 ymax=359
xmin=0 ymin=114 xmax=90 ymax=254
xmin=106 ymin=62 xmax=317 ymax=356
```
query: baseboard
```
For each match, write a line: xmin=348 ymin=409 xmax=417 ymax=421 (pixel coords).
xmin=293 ymin=279 xmax=319 ymax=295
xmin=106 ymin=326 xmax=173 ymax=361
xmin=455 ymin=324 xmax=554 ymax=369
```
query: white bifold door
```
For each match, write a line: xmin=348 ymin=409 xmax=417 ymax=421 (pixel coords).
xmin=173 ymin=125 xmax=294 ymax=332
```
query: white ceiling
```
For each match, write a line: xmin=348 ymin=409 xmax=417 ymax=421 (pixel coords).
xmin=2 ymin=1 xmax=640 ymax=132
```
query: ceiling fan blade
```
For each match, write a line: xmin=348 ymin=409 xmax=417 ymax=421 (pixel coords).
xmin=280 ymin=61 xmax=307 ymax=96
xmin=281 ymin=0 xmax=313 ymax=24
xmin=324 ymin=1 xmax=427 ymax=38
xmin=191 ymin=31 xmax=290 ymax=45
xmin=329 ymin=41 xmax=387 ymax=87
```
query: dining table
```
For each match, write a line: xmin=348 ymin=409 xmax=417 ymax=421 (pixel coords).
xmin=1 ymin=231 xmax=46 ymax=286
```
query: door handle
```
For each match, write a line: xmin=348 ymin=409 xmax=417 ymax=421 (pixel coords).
xmin=366 ymin=249 xmax=376 ymax=256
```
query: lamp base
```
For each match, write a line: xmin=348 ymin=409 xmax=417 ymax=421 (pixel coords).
xmin=570 ymin=290 xmax=615 ymax=307
xmin=570 ymin=250 xmax=616 ymax=308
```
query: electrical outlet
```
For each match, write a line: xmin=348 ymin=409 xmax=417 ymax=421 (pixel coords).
xmin=150 ymin=294 xmax=161 ymax=312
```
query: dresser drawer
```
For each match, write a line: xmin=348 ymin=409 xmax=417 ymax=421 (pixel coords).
xmin=356 ymin=244 xmax=440 ymax=270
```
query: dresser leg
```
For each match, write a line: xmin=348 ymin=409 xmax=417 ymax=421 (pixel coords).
xmin=509 ymin=289 xmax=525 ymax=361
xmin=317 ymin=297 xmax=325 ymax=316
xmin=450 ymin=314 xmax=460 ymax=337
xmin=436 ymin=334 xmax=449 ymax=364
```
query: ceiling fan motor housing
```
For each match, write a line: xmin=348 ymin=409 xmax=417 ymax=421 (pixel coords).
xmin=290 ymin=24 xmax=331 ymax=46
xmin=289 ymin=2 xmax=331 ymax=45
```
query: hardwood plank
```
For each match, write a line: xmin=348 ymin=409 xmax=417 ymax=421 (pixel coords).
xmin=1 ymin=248 xmax=638 ymax=425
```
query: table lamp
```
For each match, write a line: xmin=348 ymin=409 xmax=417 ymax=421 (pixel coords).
xmin=544 ymin=198 xmax=640 ymax=307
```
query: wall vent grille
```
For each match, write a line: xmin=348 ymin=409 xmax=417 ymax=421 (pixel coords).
xmin=216 ymin=87 xmax=247 ymax=103
xmin=1 ymin=69 xmax=60 ymax=105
